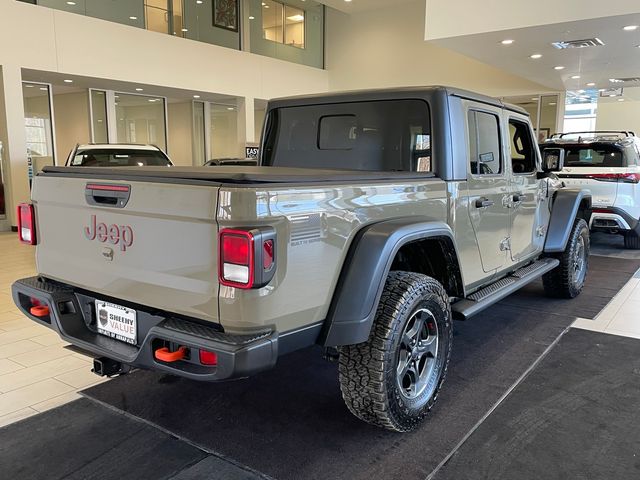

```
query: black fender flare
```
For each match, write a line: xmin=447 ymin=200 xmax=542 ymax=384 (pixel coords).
xmin=319 ymin=217 xmax=461 ymax=347
xmin=544 ymin=189 xmax=591 ymax=253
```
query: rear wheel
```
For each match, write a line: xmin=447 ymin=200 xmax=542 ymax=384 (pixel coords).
xmin=624 ymin=231 xmax=640 ymax=250
xmin=338 ymin=272 xmax=452 ymax=432
xmin=543 ymin=218 xmax=589 ymax=298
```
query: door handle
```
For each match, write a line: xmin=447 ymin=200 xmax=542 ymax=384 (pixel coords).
xmin=475 ymin=198 xmax=495 ymax=208
xmin=513 ymin=194 xmax=526 ymax=203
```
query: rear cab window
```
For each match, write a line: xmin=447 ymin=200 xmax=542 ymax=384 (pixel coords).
xmin=262 ymin=99 xmax=431 ymax=172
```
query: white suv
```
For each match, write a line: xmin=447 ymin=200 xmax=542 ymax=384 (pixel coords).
xmin=541 ymin=131 xmax=640 ymax=249
xmin=66 ymin=143 xmax=173 ymax=167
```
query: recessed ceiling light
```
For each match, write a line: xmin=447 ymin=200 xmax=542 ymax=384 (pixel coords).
xmin=196 ymin=0 xmax=203 ymax=3
xmin=586 ymin=82 xmax=596 ymax=86
xmin=571 ymin=75 xmax=581 ymax=79
xmin=549 ymin=102 xmax=557 ymax=106
xmin=227 ymin=107 xmax=235 ymax=111
xmin=39 ymin=87 xmax=47 ymax=91
xmin=129 ymin=16 xmax=137 ymax=20
xmin=135 ymin=88 xmax=143 ymax=91
xmin=249 ymin=16 xmax=255 ymax=20
xmin=609 ymin=78 xmax=624 ymax=83
xmin=554 ymin=66 xmax=565 ymax=70
xmin=530 ymin=54 xmax=542 ymax=59
xmin=182 ymin=28 xmax=188 ymax=32
xmin=66 ymin=1 xmax=76 ymax=5
xmin=501 ymin=39 xmax=514 ymax=45
xmin=618 ymin=98 xmax=625 ymax=101
xmin=531 ymin=97 xmax=538 ymax=101
xmin=63 ymin=79 xmax=73 ymax=83
xmin=344 ymin=0 xmax=352 ymax=2
xmin=25 ymin=84 xmax=34 ymax=88
xmin=193 ymin=95 xmax=200 ymax=99
xmin=623 ymin=25 xmax=638 ymax=31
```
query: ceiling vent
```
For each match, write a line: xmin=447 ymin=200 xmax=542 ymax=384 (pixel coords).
xmin=552 ymin=38 xmax=605 ymax=49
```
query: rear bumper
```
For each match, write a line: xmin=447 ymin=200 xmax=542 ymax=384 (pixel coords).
xmin=11 ymin=276 xmax=278 ymax=381
xmin=589 ymin=207 xmax=640 ymax=233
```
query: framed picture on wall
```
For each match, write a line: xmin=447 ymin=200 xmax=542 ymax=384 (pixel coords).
xmin=213 ymin=0 xmax=239 ymax=32
xmin=537 ymin=128 xmax=551 ymax=142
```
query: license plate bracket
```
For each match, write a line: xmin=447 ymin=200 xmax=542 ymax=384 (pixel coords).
xmin=95 ymin=300 xmax=137 ymax=345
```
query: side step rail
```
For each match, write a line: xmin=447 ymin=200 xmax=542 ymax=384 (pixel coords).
xmin=451 ymin=257 xmax=560 ymax=320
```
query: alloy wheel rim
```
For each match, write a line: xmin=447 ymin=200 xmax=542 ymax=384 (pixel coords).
xmin=396 ymin=308 xmax=439 ymax=400
xmin=573 ymin=235 xmax=587 ymax=286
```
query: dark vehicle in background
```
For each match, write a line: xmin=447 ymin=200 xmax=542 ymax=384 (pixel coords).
xmin=541 ymin=131 xmax=640 ymax=248
xmin=66 ymin=144 xmax=173 ymax=167
xmin=204 ymin=158 xmax=258 ymax=167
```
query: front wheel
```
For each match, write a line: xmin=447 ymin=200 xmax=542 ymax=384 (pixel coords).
xmin=543 ymin=218 xmax=590 ymax=298
xmin=338 ymin=272 xmax=452 ymax=432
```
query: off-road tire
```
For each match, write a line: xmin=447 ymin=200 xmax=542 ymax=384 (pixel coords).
xmin=623 ymin=231 xmax=640 ymax=250
xmin=543 ymin=218 xmax=590 ymax=298
xmin=338 ymin=272 xmax=452 ymax=432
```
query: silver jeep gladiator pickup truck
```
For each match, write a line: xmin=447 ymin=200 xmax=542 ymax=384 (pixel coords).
xmin=13 ymin=87 xmax=591 ymax=432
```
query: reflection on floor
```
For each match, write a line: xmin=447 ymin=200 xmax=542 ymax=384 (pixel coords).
xmin=0 ymin=230 xmax=639 ymax=429
xmin=0 ymin=233 xmax=107 ymax=427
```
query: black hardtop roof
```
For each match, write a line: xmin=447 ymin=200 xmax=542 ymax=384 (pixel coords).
xmin=267 ymin=86 xmax=528 ymax=116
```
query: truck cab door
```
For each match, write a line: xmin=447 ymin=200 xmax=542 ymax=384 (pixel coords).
xmin=466 ymin=108 xmax=510 ymax=273
xmin=507 ymin=118 xmax=545 ymax=261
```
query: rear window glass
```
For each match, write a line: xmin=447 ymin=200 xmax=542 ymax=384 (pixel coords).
xmin=71 ymin=149 xmax=171 ymax=167
xmin=548 ymin=145 xmax=625 ymax=168
xmin=263 ymin=99 xmax=431 ymax=172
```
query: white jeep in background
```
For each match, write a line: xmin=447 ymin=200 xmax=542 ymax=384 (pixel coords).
xmin=541 ymin=131 xmax=640 ymax=249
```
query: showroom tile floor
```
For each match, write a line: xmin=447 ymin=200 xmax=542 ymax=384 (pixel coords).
xmin=0 ymin=231 xmax=639 ymax=429
xmin=0 ymin=232 xmax=106 ymax=428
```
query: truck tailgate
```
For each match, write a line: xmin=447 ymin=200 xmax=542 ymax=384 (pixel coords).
xmin=32 ymin=175 xmax=220 ymax=324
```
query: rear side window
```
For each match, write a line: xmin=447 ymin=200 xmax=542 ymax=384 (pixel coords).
xmin=71 ymin=149 xmax=171 ymax=167
xmin=262 ymin=100 xmax=431 ymax=172
xmin=467 ymin=110 xmax=502 ymax=175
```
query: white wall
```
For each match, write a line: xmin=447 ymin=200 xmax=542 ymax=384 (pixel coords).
xmin=326 ymin=0 xmax=551 ymax=96
xmin=167 ymin=102 xmax=195 ymax=167
xmin=425 ymin=0 xmax=640 ymax=39
xmin=52 ymin=91 xmax=91 ymax=162
xmin=596 ymin=99 xmax=640 ymax=136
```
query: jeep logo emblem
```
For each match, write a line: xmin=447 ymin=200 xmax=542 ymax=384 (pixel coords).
xmin=84 ymin=215 xmax=134 ymax=252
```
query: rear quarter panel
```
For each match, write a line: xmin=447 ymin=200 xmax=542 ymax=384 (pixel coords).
xmin=217 ymin=179 xmax=449 ymax=334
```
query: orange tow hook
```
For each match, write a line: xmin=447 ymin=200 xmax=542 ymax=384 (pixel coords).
xmin=30 ymin=305 xmax=50 ymax=317
xmin=154 ymin=346 xmax=187 ymax=363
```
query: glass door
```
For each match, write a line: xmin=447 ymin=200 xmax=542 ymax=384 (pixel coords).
xmin=90 ymin=89 xmax=109 ymax=143
xmin=22 ymin=82 xmax=56 ymax=181
xmin=114 ymin=92 xmax=167 ymax=151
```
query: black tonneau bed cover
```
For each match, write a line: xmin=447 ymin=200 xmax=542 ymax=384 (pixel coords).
xmin=41 ymin=165 xmax=437 ymax=185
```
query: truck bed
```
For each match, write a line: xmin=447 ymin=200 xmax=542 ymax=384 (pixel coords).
xmin=41 ymin=165 xmax=436 ymax=185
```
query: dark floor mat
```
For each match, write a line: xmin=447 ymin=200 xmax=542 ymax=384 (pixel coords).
xmin=0 ymin=398 xmax=206 ymax=480
xmin=500 ymin=256 xmax=640 ymax=319
xmin=433 ymin=328 xmax=640 ymax=480
xmin=82 ymin=257 xmax=639 ymax=480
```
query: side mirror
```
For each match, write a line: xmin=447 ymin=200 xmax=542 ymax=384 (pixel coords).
xmin=541 ymin=148 xmax=565 ymax=172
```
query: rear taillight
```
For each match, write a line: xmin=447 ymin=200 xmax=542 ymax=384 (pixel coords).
xmin=219 ymin=227 xmax=276 ymax=289
xmin=199 ymin=350 xmax=218 ymax=366
xmin=588 ymin=173 xmax=640 ymax=184
xmin=17 ymin=203 xmax=36 ymax=245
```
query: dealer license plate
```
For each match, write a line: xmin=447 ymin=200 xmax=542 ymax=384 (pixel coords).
xmin=95 ymin=300 xmax=137 ymax=345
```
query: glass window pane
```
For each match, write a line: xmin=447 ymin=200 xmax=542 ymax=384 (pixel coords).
xmin=468 ymin=111 xmax=501 ymax=175
xmin=145 ymin=3 xmax=170 ymax=34
xmin=91 ymin=90 xmax=108 ymax=143
xmin=210 ymin=104 xmax=238 ymax=160
xmin=115 ymin=93 xmax=167 ymax=151
xmin=284 ymin=5 xmax=304 ymax=48
xmin=193 ymin=101 xmax=206 ymax=165
xmin=22 ymin=83 xmax=56 ymax=175
xmin=262 ymin=0 xmax=283 ymax=44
